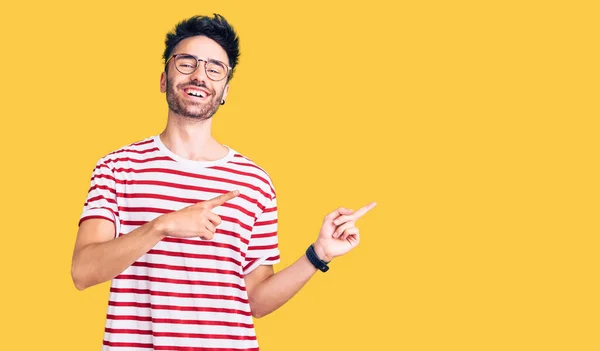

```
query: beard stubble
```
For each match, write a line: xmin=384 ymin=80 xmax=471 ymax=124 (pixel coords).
xmin=166 ymin=77 xmax=224 ymax=121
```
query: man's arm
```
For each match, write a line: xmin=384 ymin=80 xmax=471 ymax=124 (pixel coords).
xmin=71 ymin=190 xmax=240 ymax=290
xmin=70 ymin=218 xmax=165 ymax=290
xmin=244 ymin=251 xmax=321 ymax=318
xmin=245 ymin=203 xmax=376 ymax=318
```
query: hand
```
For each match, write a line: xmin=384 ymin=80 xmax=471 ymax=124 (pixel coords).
xmin=313 ymin=202 xmax=377 ymax=262
xmin=155 ymin=190 xmax=240 ymax=240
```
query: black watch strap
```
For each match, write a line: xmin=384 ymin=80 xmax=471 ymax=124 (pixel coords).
xmin=306 ymin=244 xmax=329 ymax=272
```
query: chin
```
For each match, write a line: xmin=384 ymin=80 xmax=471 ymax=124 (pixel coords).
xmin=184 ymin=108 xmax=214 ymax=120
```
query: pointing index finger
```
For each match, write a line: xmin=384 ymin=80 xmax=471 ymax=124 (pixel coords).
xmin=207 ymin=190 xmax=240 ymax=208
xmin=350 ymin=201 xmax=377 ymax=221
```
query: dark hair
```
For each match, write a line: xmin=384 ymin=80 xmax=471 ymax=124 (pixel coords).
xmin=162 ymin=14 xmax=240 ymax=80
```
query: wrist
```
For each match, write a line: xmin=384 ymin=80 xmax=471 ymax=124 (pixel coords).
xmin=313 ymin=240 xmax=332 ymax=263
xmin=150 ymin=216 xmax=169 ymax=239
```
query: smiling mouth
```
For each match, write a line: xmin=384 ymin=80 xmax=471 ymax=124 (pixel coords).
xmin=183 ymin=88 xmax=209 ymax=99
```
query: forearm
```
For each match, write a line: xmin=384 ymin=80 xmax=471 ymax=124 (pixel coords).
xmin=71 ymin=220 xmax=164 ymax=290
xmin=249 ymin=246 xmax=329 ymax=318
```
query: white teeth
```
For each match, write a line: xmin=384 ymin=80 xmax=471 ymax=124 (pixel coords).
xmin=187 ymin=90 xmax=206 ymax=98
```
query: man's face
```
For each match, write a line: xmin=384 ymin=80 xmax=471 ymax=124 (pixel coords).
xmin=160 ymin=36 xmax=230 ymax=120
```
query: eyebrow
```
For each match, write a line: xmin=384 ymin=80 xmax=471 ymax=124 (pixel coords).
xmin=207 ymin=58 xmax=228 ymax=67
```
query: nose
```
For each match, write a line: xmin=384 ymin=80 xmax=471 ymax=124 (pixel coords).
xmin=189 ymin=60 xmax=209 ymax=83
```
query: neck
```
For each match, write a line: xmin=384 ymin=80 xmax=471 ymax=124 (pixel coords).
xmin=159 ymin=111 xmax=228 ymax=161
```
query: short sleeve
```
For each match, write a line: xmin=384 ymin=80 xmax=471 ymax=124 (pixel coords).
xmin=242 ymin=197 xmax=280 ymax=275
xmin=78 ymin=158 xmax=120 ymax=237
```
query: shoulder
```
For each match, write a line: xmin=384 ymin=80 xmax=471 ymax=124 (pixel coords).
xmin=225 ymin=147 xmax=277 ymax=200
xmin=92 ymin=136 xmax=158 ymax=169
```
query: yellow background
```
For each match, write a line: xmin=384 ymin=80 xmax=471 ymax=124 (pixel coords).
xmin=0 ymin=1 xmax=598 ymax=350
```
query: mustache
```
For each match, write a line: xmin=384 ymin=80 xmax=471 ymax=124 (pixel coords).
xmin=178 ymin=81 xmax=211 ymax=91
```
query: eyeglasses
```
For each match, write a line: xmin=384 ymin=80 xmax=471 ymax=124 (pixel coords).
xmin=165 ymin=53 xmax=231 ymax=81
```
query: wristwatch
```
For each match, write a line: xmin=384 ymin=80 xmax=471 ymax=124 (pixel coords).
xmin=306 ymin=244 xmax=330 ymax=272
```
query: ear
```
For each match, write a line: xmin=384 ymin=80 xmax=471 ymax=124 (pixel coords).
xmin=160 ymin=71 xmax=167 ymax=93
xmin=222 ymin=83 xmax=230 ymax=102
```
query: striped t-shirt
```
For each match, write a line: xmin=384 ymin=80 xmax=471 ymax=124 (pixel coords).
xmin=79 ymin=135 xmax=280 ymax=351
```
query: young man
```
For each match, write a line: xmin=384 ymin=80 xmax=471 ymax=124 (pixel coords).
xmin=71 ymin=14 xmax=376 ymax=350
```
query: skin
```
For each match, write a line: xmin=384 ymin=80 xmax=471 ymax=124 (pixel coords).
xmin=71 ymin=35 xmax=377 ymax=318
